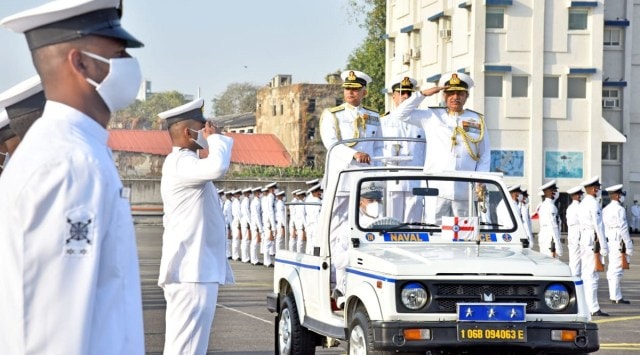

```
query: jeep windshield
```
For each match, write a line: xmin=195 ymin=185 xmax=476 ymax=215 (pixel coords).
xmin=350 ymin=174 xmax=520 ymax=244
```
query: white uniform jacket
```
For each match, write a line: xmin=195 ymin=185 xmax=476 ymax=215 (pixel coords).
xmin=320 ymin=103 xmax=383 ymax=193
xmin=603 ymin=201 xmax=633 ymax=255
xmin=393 ymin=92 xmax=490 ymax=200
xmin=250 ymin=196 xmax=263 ymax=232
xmin=538 ymin=199 xmax=563 ymax=256
xmin=159 ymin=134 xmax=235 ymax=287
xmin=578 ymin=195 xmax=609 ymax=254
xmin=231 ymin=197 xmax=241 ymax=228
xmin=240 ymin=195 xmax=251 ymax=227
xmin=0 ymin=101 xmax=144 ymax=354
xmin=566 ymin=200 xmax=581 ymax=238
xmin=275 ymin=199 xmax=286 ymax=228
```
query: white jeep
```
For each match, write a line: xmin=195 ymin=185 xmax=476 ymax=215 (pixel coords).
xmin=267 ymin=139 xmax=599 ymax=355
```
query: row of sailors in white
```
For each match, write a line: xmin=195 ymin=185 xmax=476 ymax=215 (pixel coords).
xmin=217 ymin=182 xmax=281 ymax=266
xmin=288 ymin=182 xmax=323 ymax=254
xmin=565 ymin=177 xmax=634 ymax=316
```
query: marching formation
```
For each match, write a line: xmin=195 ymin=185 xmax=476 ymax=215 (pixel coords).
xmin=219 ymin=179 xmax=323 ymax=267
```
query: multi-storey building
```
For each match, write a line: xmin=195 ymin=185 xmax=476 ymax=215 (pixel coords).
xmin=385 ymin=0 xmax=637 ymax=203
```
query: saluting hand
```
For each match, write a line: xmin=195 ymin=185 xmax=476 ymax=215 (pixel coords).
xmin=421 ymin=86 xmax=445 ymax=97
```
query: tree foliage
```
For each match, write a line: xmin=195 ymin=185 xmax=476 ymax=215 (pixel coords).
xmin=111 ymin=91 xmax=187 ymax=130
xmin=346 ymin=0 xmax=386 ymax=112
xmin=212 ymin=82 xmax=260 ymax=116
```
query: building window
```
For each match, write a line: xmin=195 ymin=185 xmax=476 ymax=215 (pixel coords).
xmin=485 ymin=75 xmax=503 ymax=97
xmin=567 ymin=77 xmax=587 ymax=98
xmin=602 ymin=143 xmax=620 ymax=162
xmin=486 ymin=8 xmax=504 ymax=29
xmin=280 ymin=104 xmax=284 ymax=115
xmin=543 ymin=76 xmax=559 ymax=98
xmin=389 ymin=38 xmax=396 ymax=58
xmin=568 ymin=9 xmax=588 ymax=30
xmin=307 ymin=127 xmax=315 ymax=140
xmin=306 ymin=156 xmax=316 ymax=168
xmin=512 ymin=75 xmax=528 ymax=98
xmin=307 ymin=98 xmax=316 ymax=112
xmin=602 ymin=89 xmax=620 ymax=109
xmin=272 ymin=105 xmax=276 ymax=116
xmin=604 ymin=28 xmax=622 ymax=46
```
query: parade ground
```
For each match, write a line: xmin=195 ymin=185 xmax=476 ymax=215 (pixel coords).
xmin=136 ymin=224 xmax=640 ymax=354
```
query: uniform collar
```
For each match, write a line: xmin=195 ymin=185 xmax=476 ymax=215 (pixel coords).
xmin=343 ymin=102 xmax=361 ymax=111
xmin=43 ymin=100 xmax=108 ymax=145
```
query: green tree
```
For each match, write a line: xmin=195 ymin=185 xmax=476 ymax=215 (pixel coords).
xmin=346 ymin=0 xmax=386 ymax=112
xmin=111 ymin=91 xmax=187 ymax=130
xmin=212 ymin=82 xmax=260 ymax=116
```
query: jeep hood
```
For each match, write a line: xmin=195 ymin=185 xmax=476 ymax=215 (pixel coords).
xmin=351 ymin=244 xmax=572 ymax=277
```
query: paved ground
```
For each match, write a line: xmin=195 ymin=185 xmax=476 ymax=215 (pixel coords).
xmin=137 ymin=224 xmax=640 ymax=354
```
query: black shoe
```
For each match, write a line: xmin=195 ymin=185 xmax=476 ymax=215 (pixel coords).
xmin=227 ymin=256 xmax=232 ymax=260
xmin=611 ymin=299 xmax=631 ymax=304
xmin=253 ymin=262 xmax=263 ymax=266
xmin=266 ymin=264 xmax=274 ymax=268
xmin=591 ymin=310 xmax=609 ymax=316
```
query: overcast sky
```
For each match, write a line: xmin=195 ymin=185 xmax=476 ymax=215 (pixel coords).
xmin=0 ymin=0 xmax=367 ymax=114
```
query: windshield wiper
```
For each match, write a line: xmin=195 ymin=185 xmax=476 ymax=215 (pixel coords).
xmin=383 ymin=221 xmax=440 ymax=232
xmin=479 ymin=222 xmax=503 ymax=227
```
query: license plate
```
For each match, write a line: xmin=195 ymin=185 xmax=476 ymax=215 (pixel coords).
xmin=457 ymin=323 xmax=527 ymax=342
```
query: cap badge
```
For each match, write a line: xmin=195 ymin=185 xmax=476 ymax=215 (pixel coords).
xmin=450 ymin=73 xmax=461 ymax=86
xmin=347 ymin=71 xmax=357 ymax=81
xmin=401 ymin=77 xmax=411 ymax=87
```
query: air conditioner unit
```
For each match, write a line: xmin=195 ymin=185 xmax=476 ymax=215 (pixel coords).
xmin=602 ymin=98 xmax=618 ymax=108
xmin=402 ymin=52 xmax=411 ymax=64
xmin=439 ymin=29 xmax=452 ymax=39
xmin=412 ymin=48 xmax=421 ymax=59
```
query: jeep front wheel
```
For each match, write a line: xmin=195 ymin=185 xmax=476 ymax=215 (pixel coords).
xmin=349 ymin=306 xmax=393 ymax=355
xmin=278 ymin=294 xmax=316 ymax=355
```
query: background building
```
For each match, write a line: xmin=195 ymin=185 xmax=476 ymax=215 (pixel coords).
xmin=256 ymin=75 xmax=343 ymax=168
xmin=384 ymin=0 xmax=636 ymax=205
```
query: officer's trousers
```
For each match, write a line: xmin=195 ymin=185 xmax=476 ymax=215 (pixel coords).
xmin=606 ymin=242 xmax=625 ymax=302
xmin=163 ymin=282 xmax=219 ymax=355
xmin=567 ymin=227 xmax=582 ymax=277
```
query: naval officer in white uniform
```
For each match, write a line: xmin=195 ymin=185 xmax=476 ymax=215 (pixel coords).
xmin=394 ymin=72 xmax=490 ymax=221
xmin=320 ymin=70 xmax=383 ymax=237
xmin=158 ymin=98 xmax=235 ymax=354
xmin=380 ymin=76 xmax=425 ymax=222
xmin=0 ymin=0 xmax=145 ymax=353
xmin=603 ymin=184 xmax=634 ymax=304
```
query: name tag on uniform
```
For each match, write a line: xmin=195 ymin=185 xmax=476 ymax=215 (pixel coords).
xmin=120 ymin=187 xmax=131 ymax=199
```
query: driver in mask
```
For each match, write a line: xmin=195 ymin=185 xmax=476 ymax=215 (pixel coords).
xmin=538 ymin=180 xmax=563 ymax=258
xmin=331 ymin=181 xmax=385 ymax=309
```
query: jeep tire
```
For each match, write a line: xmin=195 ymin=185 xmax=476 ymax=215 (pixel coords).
xmin=277 ymin=294 xmax=316 ymax=355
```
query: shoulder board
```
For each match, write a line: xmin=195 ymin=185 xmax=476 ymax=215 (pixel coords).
xmin=363 ymin=105 xmax=379 ymax=114
xmin=329 ymin=105 xmax=345 ymax=113
xmin=465 ymin=109 xmax=483 ymax=116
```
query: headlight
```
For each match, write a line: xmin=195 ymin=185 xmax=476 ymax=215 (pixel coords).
xmin=544 ymin=284 xmax=570 ymax=311
xmin=401 ymin=282 xmax=428 ymax=310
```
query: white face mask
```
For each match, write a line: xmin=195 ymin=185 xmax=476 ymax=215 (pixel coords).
xmin=552 ymin=191 xmax=560 ymax=201
xmin=517 ymin=194 xmax=523 ymax=203
xmin=619 ymin=195 xmax=625 ymax=204
xmin=0 ymin=151 xmax=9 ymax=169
xmin=82 ymin=51 xmax=142 ymax=113
xmin=364 ymin=201 xmax=381 ymax=218
xmin=188 ymin=128 xmax=209 ymax=150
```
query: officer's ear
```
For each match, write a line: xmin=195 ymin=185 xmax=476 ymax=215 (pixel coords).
xmin=362 ymin=88 xmax=368 ymax=97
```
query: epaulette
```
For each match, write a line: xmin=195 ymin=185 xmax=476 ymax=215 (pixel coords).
xmin=329 ymin=105 xmax=345 ymax=113
xmin=363 ymin=105 xmax=379 ymax=114
xmin=464 ymin=109 xmax=483 ymax=116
